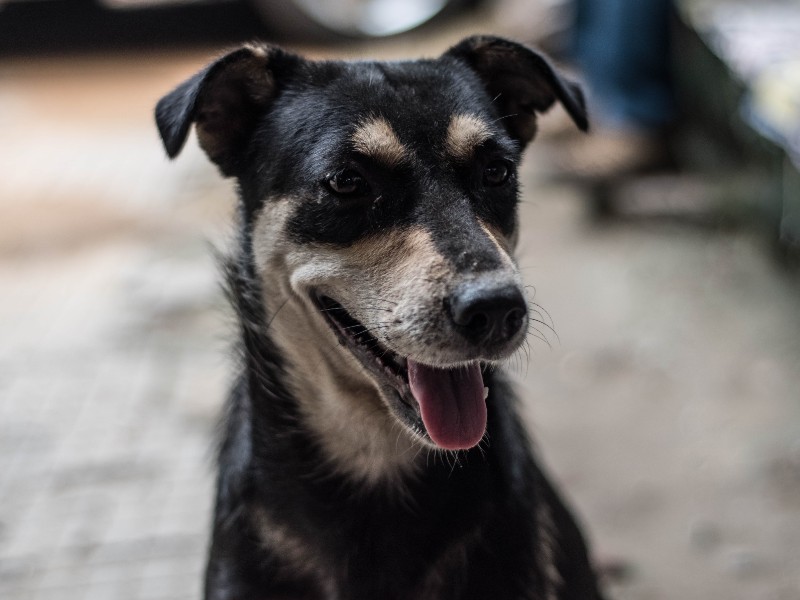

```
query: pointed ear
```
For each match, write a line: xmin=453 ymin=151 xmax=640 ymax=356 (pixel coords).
xmin=155 ymin=43 xmax=295 ymax=176
xmin=445 ymin=35 xmax=588 ymax=145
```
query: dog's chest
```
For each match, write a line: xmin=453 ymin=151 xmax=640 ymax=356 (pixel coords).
xmin=254 ymin=465 xmax=500 ymax=600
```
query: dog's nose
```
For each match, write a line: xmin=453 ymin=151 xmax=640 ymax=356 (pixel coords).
xmin=449 ymin=282 xmax=527 ymax=347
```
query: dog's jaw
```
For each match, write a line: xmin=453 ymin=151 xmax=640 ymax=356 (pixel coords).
xmin=314 ymin=292 xmax=491 ymax=451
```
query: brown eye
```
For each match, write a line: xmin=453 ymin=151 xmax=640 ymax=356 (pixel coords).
xmin=483 ymin=160 xmax=512 ymax=186
xmin=326 ymin=169 xmax=368 ymax=196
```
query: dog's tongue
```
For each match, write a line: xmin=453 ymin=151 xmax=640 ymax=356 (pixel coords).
xmin=407 ymin=360 xmax=486 ymax=450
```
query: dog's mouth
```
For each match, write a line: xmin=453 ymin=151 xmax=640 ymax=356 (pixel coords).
xmin=314 ymin=294 xmax=488 ymax=450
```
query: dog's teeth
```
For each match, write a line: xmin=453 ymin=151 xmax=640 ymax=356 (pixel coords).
xmin=483 ymin=386 xmax=489 ymax=400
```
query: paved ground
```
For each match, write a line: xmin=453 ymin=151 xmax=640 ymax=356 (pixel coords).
xmin=1 ymin=17 xmax=800 ymax=600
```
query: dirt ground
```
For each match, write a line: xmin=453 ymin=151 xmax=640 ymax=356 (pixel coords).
xmin=1 ymin=10 xmax=799 ymax=600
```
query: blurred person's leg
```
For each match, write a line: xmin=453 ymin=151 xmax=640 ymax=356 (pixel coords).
xmin=557 ymin=0 xmax=675 ymax=180
xmin=575 ymin=0 xmax=674 ymax=130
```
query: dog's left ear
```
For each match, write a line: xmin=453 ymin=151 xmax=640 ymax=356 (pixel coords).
xmin=445 ymin=35 xmax=588 ymax=145
xmin=155 ymin=43 xmax=297 ymax=176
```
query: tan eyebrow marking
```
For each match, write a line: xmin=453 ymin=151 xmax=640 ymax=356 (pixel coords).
xmin=445 ymin=114 xmax=492 ymax=161
xmin=351 ymin=116 xmax=408 ymax=167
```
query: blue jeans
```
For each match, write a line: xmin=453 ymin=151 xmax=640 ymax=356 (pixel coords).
xmin=572 ymin=0 xmax=675 ymax=129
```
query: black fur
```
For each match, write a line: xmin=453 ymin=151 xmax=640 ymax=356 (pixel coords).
xmin=156 ymin=36 xmax=604 ymax=600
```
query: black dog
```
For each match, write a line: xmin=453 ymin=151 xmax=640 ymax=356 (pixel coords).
xmin=156 ymin=35 xmax=603 ymax=600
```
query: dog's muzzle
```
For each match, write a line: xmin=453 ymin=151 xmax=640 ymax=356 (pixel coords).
xmin=312 ymin=274 xmax=528 ymax=452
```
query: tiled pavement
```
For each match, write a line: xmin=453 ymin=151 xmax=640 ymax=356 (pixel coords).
xmin=0 ymin=214 xmax=225 ymax=599
xmin=2 ymin=38 xmax=800 ymax=600
xmin=0 ymin=263 xmax=217 ymax=600
xmin=0 ymin=50 xmax=234 ymax=600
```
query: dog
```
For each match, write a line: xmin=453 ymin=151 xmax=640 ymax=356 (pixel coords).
xmin=155 ymin=35 xmax=603 ymax=600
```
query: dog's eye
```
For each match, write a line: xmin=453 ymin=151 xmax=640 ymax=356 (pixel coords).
xmin=326 ymin=169 xmax=369 ymax=196
xmin=483 ymin=160 xmax=513 ymax=186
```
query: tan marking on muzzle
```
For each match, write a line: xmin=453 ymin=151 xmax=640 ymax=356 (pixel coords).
xmin=478 ymin=220 xmax=515 ymax=266
xmin=341 ymin=227 xmax=451 ymax=304
xmin=445 ymin=114 xmax=492 ymax=161
xmin=351 ymin=116 xmax=408 ymax=167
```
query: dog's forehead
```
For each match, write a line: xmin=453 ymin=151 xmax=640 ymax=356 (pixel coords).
xmin=279 ymin=58 xmax=504 ymax=159
xmin=338 ymin=58 xmax=490 ymax=121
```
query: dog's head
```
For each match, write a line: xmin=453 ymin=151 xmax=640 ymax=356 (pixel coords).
xmin=156 ymin=36 xmax=586 ymax=456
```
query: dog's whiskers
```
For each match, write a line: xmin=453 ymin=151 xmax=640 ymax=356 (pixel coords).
xmin=526 ymin=309 xmax=558 ymax=340
xmin=493 ymin=112 xmax=518 ymax=123
xmin=265 ymin=297 xmax=290 ymax=332
xmin=526 ymin=327 xmax=552 ymax=350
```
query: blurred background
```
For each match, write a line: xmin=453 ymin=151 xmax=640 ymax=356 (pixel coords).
xmin=1 ymin=0 xmax=799 ymax=599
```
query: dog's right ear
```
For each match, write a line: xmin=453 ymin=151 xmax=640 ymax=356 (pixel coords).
xmin=445 ymin=35 xmax=588 ymax=145
xmin=155 ymin=43 xmax=295 ymax=177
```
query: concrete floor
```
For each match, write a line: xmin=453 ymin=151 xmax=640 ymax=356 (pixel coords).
xmin=1 ymin=17 xmax=800 ymax=600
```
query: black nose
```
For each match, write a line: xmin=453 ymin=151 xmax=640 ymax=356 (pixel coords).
xmin=449 ymin=282 xmax=527 ymax=347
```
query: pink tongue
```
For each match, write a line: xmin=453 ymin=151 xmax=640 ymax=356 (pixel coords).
xmin=407 ymin=360 xmax=486 ymax=450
